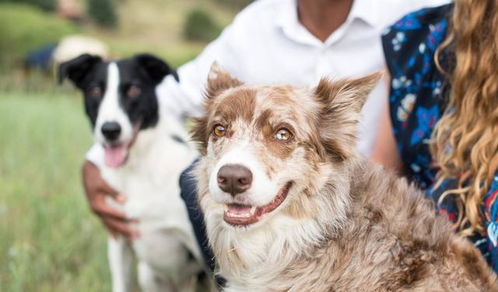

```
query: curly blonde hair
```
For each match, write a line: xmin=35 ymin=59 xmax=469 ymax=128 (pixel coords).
xmin=433 ymin=0 xmax=498 ymax=236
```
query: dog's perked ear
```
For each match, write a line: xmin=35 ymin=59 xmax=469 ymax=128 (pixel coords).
xmin=205 ymin=62 xmax=243 ymax=99
xmin=134 ymin=53 xmax=179 ymax=84
xmin=58 ymin=54 xmax=102 ymax=88
xmin=191 ymin=62 xmax=243 ymax=155
xmin=314 ymin=72 xmax=382 ymax=161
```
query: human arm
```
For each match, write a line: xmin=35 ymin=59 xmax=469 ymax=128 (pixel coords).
xmin=370 ymin=74 xmax=404 ymax=174
xmin=82 ymin=160 xmax=139 ymax=239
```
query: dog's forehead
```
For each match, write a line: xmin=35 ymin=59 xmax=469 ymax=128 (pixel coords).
xmin=82 ymin=59 xmax=146 ymax=86
xmin=116 ymin=59 xmax=148 ymax=83
xmin=211 ymin=87 xmax=256 ymax=123
xmin=81 ymin=62 xmax=109 ymax=86
xmin=257 ymin=86 xmax=304 ymax=115
xmin=212 ymin=85 xmax=310 ymax=123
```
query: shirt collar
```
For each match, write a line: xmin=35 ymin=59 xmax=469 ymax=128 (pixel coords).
xmin=349 ymin=0 xmax=378 ymax=27
xmin=275 ymin=0 xmax=299 ymax=31
xmin=276 ymin=0 xmax=378 ymax=34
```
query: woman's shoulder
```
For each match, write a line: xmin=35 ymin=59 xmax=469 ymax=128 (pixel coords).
xmin=382 ymin=4 xmax=453 ymax=65
xmin=387 ymin=4 xmax=453 ymax=33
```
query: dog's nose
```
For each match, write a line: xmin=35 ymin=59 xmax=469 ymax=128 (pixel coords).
xmin=101 ymin=122 xmax=121 ymax=141
xmin=217 ymin=164 xmax=253 ymax=196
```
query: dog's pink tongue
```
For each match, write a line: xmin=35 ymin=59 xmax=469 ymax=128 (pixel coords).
xmin=228 ymin=204 xmax=252 ymax=215
xmin=104 ymin=145 xmax=128 ymax=168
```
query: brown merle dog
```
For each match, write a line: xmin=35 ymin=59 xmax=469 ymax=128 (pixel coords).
xmin=191 ymin=63 xmax=498 ymax=292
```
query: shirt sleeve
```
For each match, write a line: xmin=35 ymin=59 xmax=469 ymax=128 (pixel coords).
xmin=156 ymin=22 xmax=238 ymax=121
xmin=485 ymin=176 xmax=498 ymax=240
xmin=381 ymin=5 xmax=450 ymax=84
xmin=380 ymin=5 xmax=451 ymax=188
xmin=483 ymin=175 xmax=498 ymax=271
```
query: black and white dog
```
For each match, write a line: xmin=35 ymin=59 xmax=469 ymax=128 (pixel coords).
xmin=59 ymin=54 xmax=203 ymax=292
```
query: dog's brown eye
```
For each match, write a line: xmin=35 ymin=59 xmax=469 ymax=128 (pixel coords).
xmin=89 ymin=87 xmax=101 ymax=97
xmin=128 ymin=85 xmax=141 ymax=98
xmin=213 ymin=124 xmax=226 ymax=137
xmin=274 ymin=128 xmax=292 ymax=141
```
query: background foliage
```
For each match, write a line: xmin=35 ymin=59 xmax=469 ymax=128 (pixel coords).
xmin=0 ymin=0 xmax=56 ymax=11
xmin=0 ymin=4 xmax=78 ymax=61
xmin=0 ymin=92 xmax=106 ymax=291
xmin=183 ymin=8 xmax=222 ymax=42
xmin=87 ymin=0 xmax=118 ymax=28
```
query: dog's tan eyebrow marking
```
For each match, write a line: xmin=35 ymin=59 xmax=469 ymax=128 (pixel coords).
xmin=255 ymin=109 xmax=272 ymax=131
xmin=256 ymin=109 xmax=301 ymax=140
xmin=216 ymin=88 xmax=256 ymax=123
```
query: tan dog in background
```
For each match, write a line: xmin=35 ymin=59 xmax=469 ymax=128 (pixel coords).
xmin=191 ymin=64 xmax=498 ymax=291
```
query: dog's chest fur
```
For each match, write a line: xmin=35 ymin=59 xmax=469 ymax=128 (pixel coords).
xmin=99 ymin=116 xmax=194 ymax=224
xmin=94 ymin=115 xmax=199 ymax=264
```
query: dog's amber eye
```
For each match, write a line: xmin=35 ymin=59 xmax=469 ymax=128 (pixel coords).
xmin=213 ymin=124 xmax=226 ymax=137
xmin=274 ymin=128 xmax=292 ymax=141
xmin=89 ymin=87 xmax=102 ymax=97
xmin=127 ymin=85 xmax=141 ymax=98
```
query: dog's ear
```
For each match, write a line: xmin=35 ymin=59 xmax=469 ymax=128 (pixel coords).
xmin=134 ymin=53 xmax=179 ymax=84
xmin=58 ymin=54 xmax=102 ymax=88
xmin=191 ymin=62 xmax=242 ymax=156
xmin=314 ymin=72 xmax=382 ymax=161
xmin=205 ymin=62 xmax=242 ymax=99
xmin=315 ymin=72 xmax=383 ymax=114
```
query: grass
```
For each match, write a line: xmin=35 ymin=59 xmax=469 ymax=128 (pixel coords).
xmin=0 ymin=92 xmax=111 ymax=291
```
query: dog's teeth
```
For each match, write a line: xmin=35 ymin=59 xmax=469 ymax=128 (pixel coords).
xmin=234 ymin=212 xmax=250 ymax=218
xmin=224 ymin=205 xmax=256 ymax=218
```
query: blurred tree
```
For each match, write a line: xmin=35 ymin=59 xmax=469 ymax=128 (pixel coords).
xmin=87 ymin=0 xmax=118 ymax=28
xmin=183 ymin=8 xmax=221 ymax=42
xmin=0 ymin=0 xmax=56 ymax=11
xmin=0 ymin=3 xmax=78 ymax=63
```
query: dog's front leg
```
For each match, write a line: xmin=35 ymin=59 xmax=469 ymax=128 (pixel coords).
xmin=108 ymin=237 xmax=135 ymax=292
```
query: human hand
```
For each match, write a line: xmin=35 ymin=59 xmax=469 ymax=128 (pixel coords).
xmin=82 ymin=160 xmax=139 ymax=239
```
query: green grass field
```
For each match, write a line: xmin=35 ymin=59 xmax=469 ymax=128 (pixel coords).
xmin=0 ymin=92 xmax=111 ymax=291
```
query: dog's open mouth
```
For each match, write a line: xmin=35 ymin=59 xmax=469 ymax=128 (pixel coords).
xmin=103 ymin=123 xmax=141 ymax=168
xmin=223 ymin=182 xmax=292 ymax=226
xmin=104 ymin=142 xmax=131 ymax=168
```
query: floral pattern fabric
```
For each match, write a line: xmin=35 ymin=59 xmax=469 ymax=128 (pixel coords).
xmin=382 ymin=4 xmax=498 ymax=271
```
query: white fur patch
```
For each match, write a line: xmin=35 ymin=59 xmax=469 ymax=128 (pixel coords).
xmin=94 ymin=62 xmax=134 ymax=145
xmin=208 ymin=139 xmax=280 ymax=207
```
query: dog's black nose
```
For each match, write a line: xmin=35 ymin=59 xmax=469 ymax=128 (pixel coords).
xmin=101 ymin=121 xmax=121 ymax=141
xmin=217 ymin=164 xmax=253 ymax=196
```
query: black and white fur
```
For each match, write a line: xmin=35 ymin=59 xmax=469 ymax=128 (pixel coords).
xmin=60 ymin=54 xmax=203 ymax=292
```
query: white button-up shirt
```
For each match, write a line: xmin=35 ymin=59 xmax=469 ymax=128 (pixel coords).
xmin=88 ymin=0 xmax=447 ymax=162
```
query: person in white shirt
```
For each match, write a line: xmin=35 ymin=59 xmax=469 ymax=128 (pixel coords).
xmin=82 ymin=0 xmax=447 ymax=269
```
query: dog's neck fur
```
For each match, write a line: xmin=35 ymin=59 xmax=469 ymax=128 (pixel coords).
xmin=124 ymin=113 xmax=188 ymax=168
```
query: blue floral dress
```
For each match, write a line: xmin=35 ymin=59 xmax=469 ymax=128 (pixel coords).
xmin=382 ymin=4 xmax=498 ymax=271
